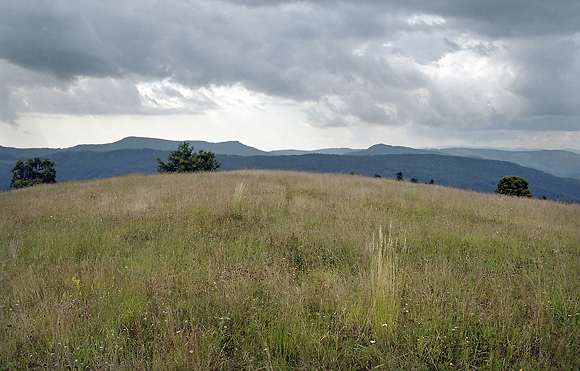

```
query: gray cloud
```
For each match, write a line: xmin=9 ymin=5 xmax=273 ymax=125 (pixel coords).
xmin=0 ymin=2 xmax=121 ymax=79
xmin=507 ymin=36 xmax=580 ymax=118
xmin=0 ymin=0 xmax=579 ymax=145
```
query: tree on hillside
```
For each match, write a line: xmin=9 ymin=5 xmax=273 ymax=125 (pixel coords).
xmin=157 ymin=141 xmax=221 ymax=173
xmin=494 ymin=176 xmax=533 ymax=198
xmin=396 ymin=172 xmax=403 ymax=181
xmin=9 ymin=157 xmax=57 ymax=190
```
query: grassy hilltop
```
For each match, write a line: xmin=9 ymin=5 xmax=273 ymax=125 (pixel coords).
xmin=1 ymin=170 xmax=579 ymax=370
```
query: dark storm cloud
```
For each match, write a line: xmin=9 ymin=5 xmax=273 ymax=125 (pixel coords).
xmin=234 ymin=0 xmax=580 ymax=36
xmin=416 ymin=0 xmax=580 ymax=37
xmin=0 ymin=0 xmax=579 ymax=139
xmin=0 ymin=2 xmax=121 ymax=79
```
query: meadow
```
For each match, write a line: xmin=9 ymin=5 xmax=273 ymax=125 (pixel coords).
xmin=0 ymin=170 xmax=578 ymax=370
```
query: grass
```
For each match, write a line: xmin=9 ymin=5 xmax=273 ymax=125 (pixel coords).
xmin=370 ymin=224 xmax=403 ymax=345
xmin=1 ymin=170 xmax=579 ymax=370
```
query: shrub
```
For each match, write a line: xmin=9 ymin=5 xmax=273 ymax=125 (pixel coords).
xmin=494 ymin=175 xmax=533 ymax=198
xmin=9 ymin=157 xmax=57 ymax=189
xmin=157 ymin=141 xmax=221 ymax=173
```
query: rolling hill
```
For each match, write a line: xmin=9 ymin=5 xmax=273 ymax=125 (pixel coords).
xmin=1 ymin=170 xmax=579 ymax=369
xmin=437 ymin=147 xmax=580 ymax=180
xmin=217 ymin=154 xmax=580 ymax=202
xmin=2 ymin=137 xmax=580 ymax=202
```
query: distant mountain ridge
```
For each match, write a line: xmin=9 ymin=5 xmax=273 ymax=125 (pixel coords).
xmin=1 ymin=137 xmax=580 ymax=202
xmin=68 ymin=137 xmax=269 ymax=156
xmin=3 ymin=136 xmax=579 ymax=179
xmin=348 ymin=143 xmax=441 ymax=156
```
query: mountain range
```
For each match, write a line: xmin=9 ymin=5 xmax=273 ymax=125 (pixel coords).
xmin=1 ymin=136 xmax=580 ymax=202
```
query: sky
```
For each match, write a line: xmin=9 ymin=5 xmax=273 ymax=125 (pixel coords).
xmin=1 ymin=0 xmax=580 ymax=151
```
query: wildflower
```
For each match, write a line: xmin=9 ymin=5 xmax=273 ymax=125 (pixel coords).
xmin=370 ymin=340 xmax=376 ymax=344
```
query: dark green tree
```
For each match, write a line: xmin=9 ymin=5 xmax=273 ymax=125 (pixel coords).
xmin=410 ymin=176 xmax=419 ymax=183
xmin=157 ymin=141 xmax=221 ymax=173
xmin=396 ymin=172 xmax=403 ymax=181
xmin=494 ymin=176 xmax=533 ymax=198
xmin=9 ymin=157 xmax=57 ymax=190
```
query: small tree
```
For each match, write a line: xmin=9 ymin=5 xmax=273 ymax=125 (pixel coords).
xmin=396 ymin=172 xmax=403 ymax=181
xmin=494 ymin=176 xmax=533 ymax=198
xmin=410 ymin=176 xmax=419 ymax=183
xmin=157 ymin=141 xmax=221 ymax=173
xmin=9 ymin=157 xmax=57 ymax=189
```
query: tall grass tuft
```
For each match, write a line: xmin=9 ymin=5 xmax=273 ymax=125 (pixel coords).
xmin=232 ymin=181 xmax=248 ymax=217
xmin=369 ymin=224 xmax=405 ymax=344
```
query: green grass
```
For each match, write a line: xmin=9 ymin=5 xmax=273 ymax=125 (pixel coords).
xmin=1 ymin=170 xmax=579 ymax=370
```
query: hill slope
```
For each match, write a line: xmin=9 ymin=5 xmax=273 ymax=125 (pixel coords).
xmin=438 ymin=148 xmax=580 ymax=179
xmin=2 ymin=149 xmax=580 ymax=202
xmin=4 ymin=136 xmax=580 ymax=179
xmin=2 ymin=137 xmax=580 ymax=202
xmin=1 ymin=171 xmax=578 ymax=369
xmin=218 ymin=154 xmax=580 ymax=202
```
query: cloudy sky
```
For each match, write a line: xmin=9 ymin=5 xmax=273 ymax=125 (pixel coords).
xmin=1 ymin=0 xmax=580 ymax=150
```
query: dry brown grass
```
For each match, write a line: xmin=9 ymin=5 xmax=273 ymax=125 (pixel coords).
xmin=1 ymin=170 xmax=579 ymax=370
